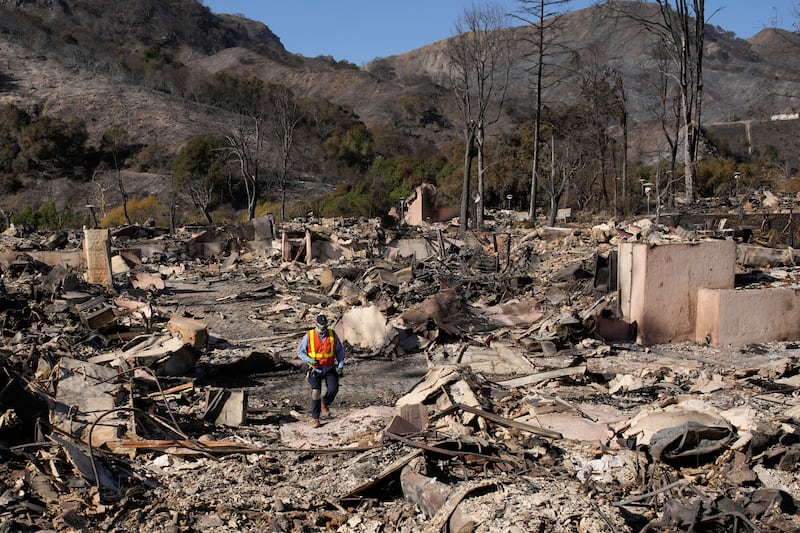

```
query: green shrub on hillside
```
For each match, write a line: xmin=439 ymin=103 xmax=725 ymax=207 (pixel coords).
xmin=11 ymin=201 xmax=84 ymax=230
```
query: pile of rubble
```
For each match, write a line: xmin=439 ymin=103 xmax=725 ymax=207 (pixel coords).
xmin=1 ymin=212 xmax=799 ymax=532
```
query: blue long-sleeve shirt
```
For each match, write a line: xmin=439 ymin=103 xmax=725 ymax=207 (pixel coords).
xmin=297 ymin=329 xmax=345 ymax=369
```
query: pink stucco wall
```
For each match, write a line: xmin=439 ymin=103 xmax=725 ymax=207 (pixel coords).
xmin=618 ymin=241 xmax=736 ymax=345
xmin=696 ymin=287 xmax=800 ymax=347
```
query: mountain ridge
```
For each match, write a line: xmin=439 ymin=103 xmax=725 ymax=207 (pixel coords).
xmin=3 ymin=1 xmax=798 ymax=149
xmin=1 ymin=0 xmax=799 ymax=215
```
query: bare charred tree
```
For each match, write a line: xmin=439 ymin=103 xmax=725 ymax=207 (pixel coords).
xmin=446 ymin=3 xmax=513 ymax=233
xmin=644 ymin=42 xmax=682 ymax=208
xmin=225 ymin=115 xmax=262 ymax=221
xmin=537 ymin=104 xmax=590 ymax=226
xmin=266 ymin=84 xmax=302 ymax=222
xmin=219 ymin=76 xmax=269 ymax=221
xmin=573 ymin=49 xmax=626 ymax=214
xmin=172 ymin=134 xmax=226 ymax=224
xmin=542 ymin=126 xmax=588 ymax=227
xmin=613 ymin=71 xmax=628 ymax=217
xmin=618 ymin=0 xmax=706 ymax=205
xmin=100 ymin=126 xmax=131 ymax=225
xmin=90 ymin=169 xmax=111 ymax=221
xmin=515 ymin=0 xmax=572 ymax=223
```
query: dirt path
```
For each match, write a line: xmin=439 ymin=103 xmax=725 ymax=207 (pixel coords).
xmin=158 ymin=275 xmax=431 ymax=422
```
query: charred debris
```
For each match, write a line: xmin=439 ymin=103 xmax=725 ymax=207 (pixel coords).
xmin=1 ymin=203 xmax=800 ymax=532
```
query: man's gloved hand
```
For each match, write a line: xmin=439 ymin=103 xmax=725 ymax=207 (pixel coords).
xmin=307 ymin=358 xmax=318 ymax=366
xmin=337 ymin=367 xmax=344 ymax=378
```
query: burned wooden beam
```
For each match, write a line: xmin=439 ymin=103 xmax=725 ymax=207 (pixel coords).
xmin=117 ymin=439 xmax=380 ymax=456
xmin=430 ymin=403 xmax=563 ymax=439
xmin=340 ymin=450 xmax=423 ymax=504
xmin=498 ymin=365 xmax=587 ymax=390
xmin=384 ymin=431 xmax=521 ymax=466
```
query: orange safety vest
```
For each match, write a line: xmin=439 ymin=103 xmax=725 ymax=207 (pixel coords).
xmin=307 ymin=328 xmax=336 ymax=368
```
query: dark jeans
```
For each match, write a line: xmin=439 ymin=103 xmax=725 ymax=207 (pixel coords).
xmin=308 ymin=366 xmax=339 ymax=419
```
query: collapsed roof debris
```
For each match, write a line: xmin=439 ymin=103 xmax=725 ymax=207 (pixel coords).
xmin=1 ymin=210 xmax=799 ymax=532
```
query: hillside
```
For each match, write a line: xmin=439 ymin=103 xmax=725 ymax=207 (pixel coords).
xmin=1 ymin=0 xmax=800 ymax=214
xmin=384 ymin=3 xmax=800 ymax=160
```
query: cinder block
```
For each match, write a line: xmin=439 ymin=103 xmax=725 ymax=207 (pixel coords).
xmin=618 ymin=241 xmax=735 ymax=345
xmin=204 ymin=389 xmax=247 ymax=427
xmin=75 ymin=296 xmax=116 ymax=329
xmin=696 ymin=287 xmax=800 ymax=347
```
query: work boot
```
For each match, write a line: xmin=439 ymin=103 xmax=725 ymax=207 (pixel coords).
xmin=310 ymin=418 xmax=320 ymax=428
xmin=321 ymin=403 xmax=330 ymax=417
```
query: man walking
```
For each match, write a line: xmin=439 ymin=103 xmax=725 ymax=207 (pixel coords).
xmin=296 ymin=314 xmax=345 ymax=428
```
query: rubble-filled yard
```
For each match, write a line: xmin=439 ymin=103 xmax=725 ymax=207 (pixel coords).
xmin=1 ymin=210 xmax=799 ymax=532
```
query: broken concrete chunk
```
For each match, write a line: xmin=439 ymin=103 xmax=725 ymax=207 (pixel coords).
xmin=167 ymin=315 xmax=209 ymax=349
xmin=130 ymin=271 xmax=165 ymax=291
xmin=111 ymin=254 xmax=131 ymax=275
xmin=337 ymin=306 xmax=391 ymax=351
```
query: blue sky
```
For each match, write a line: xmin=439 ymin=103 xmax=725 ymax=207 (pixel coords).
xmin=203 ymin=1 xmax=796 ymax=66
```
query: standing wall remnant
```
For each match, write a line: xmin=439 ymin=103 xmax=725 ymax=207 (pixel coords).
xmin=404 ymin=183 xmax=438 ymax=225
xmin=696 ymin=287 xmax=800 ymax=347
xmin=618 ymin=241 xmax=735 ymax=345
xmin=83 ymin=228 xmax=113 ymax=288
xmin=402 ymin=183 xmax=459 ymax=225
